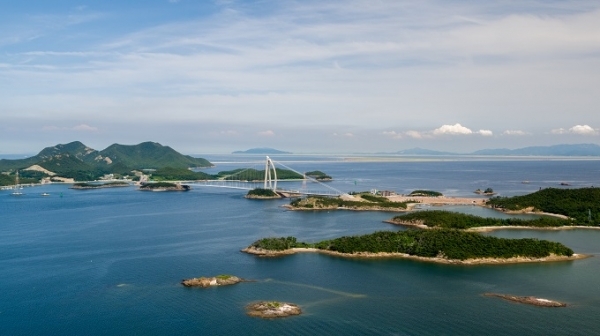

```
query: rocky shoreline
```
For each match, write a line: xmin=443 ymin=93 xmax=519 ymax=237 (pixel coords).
xmin=181 ymin=275 xmax=243 ymax=287
xmin=242 ymin=246 xmax=588 ymax=265
xmin=246 ymin=301 xmax=302 ymax=318
xmin=483 ymin=293 xmax=567 ymax=307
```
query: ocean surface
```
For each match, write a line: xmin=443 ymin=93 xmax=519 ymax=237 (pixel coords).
xmin=2 ymin=156 xmax=600 ymax=335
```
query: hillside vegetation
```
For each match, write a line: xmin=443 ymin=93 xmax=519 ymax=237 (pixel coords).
xmin=487 ymin=187 xmax=600 ymax=224
xmin=289 ymin=196 xmax=410 ymax=210
xmin=390 ymin=210 xmax=575 ymax=229
xmin=0 ymin=141 xmax=213 ymax=184
xmin=249 ymin=230 xmax=574 ymax=260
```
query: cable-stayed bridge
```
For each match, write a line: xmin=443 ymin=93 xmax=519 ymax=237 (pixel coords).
xmin=187 ymin=156 xmax=345 ymax=197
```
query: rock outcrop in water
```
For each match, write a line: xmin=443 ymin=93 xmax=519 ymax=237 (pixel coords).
xmin=181 ymin=275 xmax=242 ymax=288
xmin=483 ymin=293 xmax=567 ymax=307
xmin=246 ymin=301 xmax=302 ymax=318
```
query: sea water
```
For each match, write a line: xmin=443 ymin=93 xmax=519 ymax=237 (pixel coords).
xmin=1 ymin=157 xmax=600 ymax=335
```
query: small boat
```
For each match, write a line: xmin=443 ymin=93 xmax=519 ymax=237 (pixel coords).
xmin=41 ymin=193 xmax=50 ymax=197
xmin=10 ymin=171 xmax=24 ymax=196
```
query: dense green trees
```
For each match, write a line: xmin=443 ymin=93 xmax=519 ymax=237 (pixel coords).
xmin=392 ymin=210 xmax=575 ymax=229
xmin=250 ymin=230 xmax=573 ymax=260
xmin=409 ymin=190 xmax=443 ymax=197
xmin=246 ymin=188 xmax=278 ymax=197
xmin=487 ymin=187 xmax=600 ymax=224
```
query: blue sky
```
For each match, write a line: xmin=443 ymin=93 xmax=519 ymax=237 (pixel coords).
xmin=2 ymin=0 xmax=600 ymax=154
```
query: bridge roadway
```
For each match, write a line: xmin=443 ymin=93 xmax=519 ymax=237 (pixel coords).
xmin=184 ymin=180 xmax=341 ymax=197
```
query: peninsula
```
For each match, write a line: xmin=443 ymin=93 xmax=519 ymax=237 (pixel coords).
xmin=285 ymin=194 xmax=412 ymax=211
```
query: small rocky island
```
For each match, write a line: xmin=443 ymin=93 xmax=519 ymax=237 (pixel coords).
xmin=246 ymin=301 xmax=302 ymax=318
xmin=483 ymin=293 xmax=567 ymax=307
xmin=181 ymin=275 xmax=243 ymax=288
xmin=138 ymin=182 xmax=191 ymax=191
xmin=245 ymin=188 xmax=282 ymax=199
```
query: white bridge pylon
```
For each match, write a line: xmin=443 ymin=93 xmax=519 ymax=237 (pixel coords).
xmin=264 ymin=156 xmax=277 ymax=191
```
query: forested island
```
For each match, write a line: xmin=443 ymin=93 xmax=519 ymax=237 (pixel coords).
xmin=138 ymin=182 xmax=191 ymax=191
xmin=286 ymin=195 xmax=412 ymax=211
xmin=386 ymin=210 xmax=587 ymax=230
xmin=245 ymin=188 xmax=281 ymax=199
xmin=243 ymin=230 xmax=581 ymax=264
xmin=487 ymin=187 xmax=600 ymax=225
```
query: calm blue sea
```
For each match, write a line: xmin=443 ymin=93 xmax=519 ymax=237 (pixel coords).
xmin=1 ymin=157 xmax=600 ymax=335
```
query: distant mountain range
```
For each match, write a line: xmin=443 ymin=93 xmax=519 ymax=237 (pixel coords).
xmin=0 ymin=141 xmax=212 ymax=180
xmin=232 ymin=147 xmax=292 ymax=154
xmin=391 ymin=144 xmax=600 ymax=156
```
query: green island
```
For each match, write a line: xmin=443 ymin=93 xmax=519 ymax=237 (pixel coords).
xmin=70 ymin=181 xmax=130 ymax=189
xmin=487 ymin=187 xmax=600 ymax=224
xmin=475 ymin=187 xmax=495 ymax=195
xmin=245 ymin=188 xmax=281 ymax=199
xmin=305 ymin=170 xmax=332 ymax=181
xmin=242 ymin=230 xmax=581 ymax=264
xmin=138 ymin=182 xmax=191 ymax=191
xmin=386 ymin=210 xmax=582 ymax=230
xmin=408 ymin=190 xmax=443 ymax=197
xmin=286 ymin=195 xmax=412 ymax=211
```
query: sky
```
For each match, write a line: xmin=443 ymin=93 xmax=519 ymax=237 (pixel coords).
xmin=1 ymin=0 xmax=600 ymax=154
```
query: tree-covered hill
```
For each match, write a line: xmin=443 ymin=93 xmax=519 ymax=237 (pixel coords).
xmin=97 ymin=142 xmax=212 ymax=169
xmin=0 ymin=141 xmax=213 ymax=183
xmin=249 ymin=229 xmax=574 ymax=260
xmin=390 ymin=210 xmax=575 ymax=229
xmin=487 ymin=187 xmax=600 ymax=224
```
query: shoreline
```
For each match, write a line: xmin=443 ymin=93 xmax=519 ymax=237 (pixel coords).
xmin=241 ymin=247 xmax=590 ymax=265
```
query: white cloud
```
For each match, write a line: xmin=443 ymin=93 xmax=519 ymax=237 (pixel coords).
xmin=405 ymin=130 xmax=424 ymax=139
xmin=73 ymin=124 xmax=98 ymax=132
xmin=258 ymin=130 xmax=275 ymax=137
xmin=503 ymin=130 xmax=527 ymax=136
xmin=382 ymin=131 xmax=402 ymax=139
xmin=344 ymin=132 xmax=354 ymax=137
xmin=433 ymin=123 xmax=473 ymax=135
xmin=570 ymin=124 xmax=597 ymax=135
xmin=552 ymin=125 xmax=597 ymax=135
xmin=477 ymin=129 xmax=493 ymax=136
xmin=41 ymin=124 xmax=98 ymax=132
